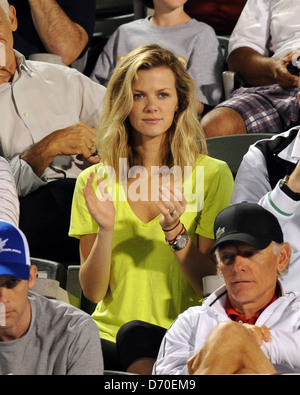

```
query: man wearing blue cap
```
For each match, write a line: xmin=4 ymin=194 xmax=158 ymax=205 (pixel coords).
xmin=154 ymin=202 xmax=300 ymax=375
xmin=0 ymin=220 xmax=103 ymax=375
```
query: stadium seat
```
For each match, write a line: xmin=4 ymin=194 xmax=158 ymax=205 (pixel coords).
xmin=206 ymin=133 xmax=274 ymax=178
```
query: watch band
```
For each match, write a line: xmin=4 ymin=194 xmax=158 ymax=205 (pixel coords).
xmin=279 ymin=175 xmax=300 ymax=201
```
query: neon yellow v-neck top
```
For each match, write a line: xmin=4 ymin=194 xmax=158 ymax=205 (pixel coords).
xmin=69 ymin=155 xmax=234 ymax=342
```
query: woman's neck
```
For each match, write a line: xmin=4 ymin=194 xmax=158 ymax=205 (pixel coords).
xmin=132 ymin=133 xmax=167 ymax=169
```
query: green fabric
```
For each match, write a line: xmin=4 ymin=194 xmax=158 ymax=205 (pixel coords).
xmin=69 ymin=155 xmax=234 ymax=342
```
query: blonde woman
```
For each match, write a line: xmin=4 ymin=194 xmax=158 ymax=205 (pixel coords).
xmin=69 ymin=44 xmax=234 ymax=372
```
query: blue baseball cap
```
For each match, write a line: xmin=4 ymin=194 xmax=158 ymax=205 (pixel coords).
xmin=0 ymin=221 xmax=31 ymax=280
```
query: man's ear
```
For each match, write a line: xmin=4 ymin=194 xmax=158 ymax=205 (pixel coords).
xmin=28 ymin=265 xmax=38 ymax=289
xmin=277 ymin=243 xmax=290 ymax=274
xmin=9 ymin=5 xmax=18 ymax=32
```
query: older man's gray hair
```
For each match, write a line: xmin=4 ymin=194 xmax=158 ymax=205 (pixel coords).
xmin=0 ymin=0 xmax=10 ymax=19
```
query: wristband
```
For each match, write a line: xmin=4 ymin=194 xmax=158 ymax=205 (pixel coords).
xmin=165 ymin=223 xmax=185 ymax=244
xmin=162 ymin=220 xmax=180 ymax=232
xmin=279 ymin=175 xmax=300 ymax=201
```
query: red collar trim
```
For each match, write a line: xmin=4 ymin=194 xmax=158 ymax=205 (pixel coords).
xmin=225 ymin=288 xmax=279 ymax=325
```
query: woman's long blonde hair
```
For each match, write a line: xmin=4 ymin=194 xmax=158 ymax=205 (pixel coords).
xmin=95 ymin=44 xmax=207 ymax=175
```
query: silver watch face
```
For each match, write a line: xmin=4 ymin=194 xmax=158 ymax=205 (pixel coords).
xmin=172 ymin=231 xmax=189 ymax=250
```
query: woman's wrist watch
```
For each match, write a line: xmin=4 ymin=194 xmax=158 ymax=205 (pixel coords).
xmin=170 ymin=229 xmax=189 ymax=251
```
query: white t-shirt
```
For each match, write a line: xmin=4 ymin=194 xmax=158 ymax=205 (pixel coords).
xmin=229 ymin=0 xmax=300 ymax=59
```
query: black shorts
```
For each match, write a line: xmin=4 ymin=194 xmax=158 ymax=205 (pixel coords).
xmin=116 ymin=320 xmax=167 ymax=370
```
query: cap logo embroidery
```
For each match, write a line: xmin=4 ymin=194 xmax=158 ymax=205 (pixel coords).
xmin=0 ymin=238 xmax=22 ymax=255
xmin=0 ymin=238 xmax=8 ymax=252
xmin=216 ymin=227 xmax=225 ymax=239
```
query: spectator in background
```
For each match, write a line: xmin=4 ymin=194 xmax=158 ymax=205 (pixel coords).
xmin=9 ymin=0 xmax=96 ymax=67
xmin=231 ymin=82 xmax=300 ymax=293
xmin=201 ymin=0 xmax=300 ymax=137
xmin=184 ymin=0 xmax=247 ymax=36
xmin=0 ymin=157 xmax=19 ymax=227
xmin=90 ymin=0 xmax=224 ymax=116
xmin=70 ymin=44 xmax=233 ymax=373
xmin=0 ymin=220 xmax=103 ymax=375
xmin=0 ymin=1 xmax=106 ymax=266
xmin=154 ymin=203 xmax=300 ymax=375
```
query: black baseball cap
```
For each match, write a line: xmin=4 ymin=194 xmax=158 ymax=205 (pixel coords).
xmin=211 ymin=202 xmax=284 ymax=254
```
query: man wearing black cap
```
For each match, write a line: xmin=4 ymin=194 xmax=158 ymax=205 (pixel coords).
xmin=0 ymin=220 xmax=103 ymax=375
xmin=231 ymin=111 xmax=300 ymax=294
xmin=153 ymin=202 xmax=300 ymax=375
